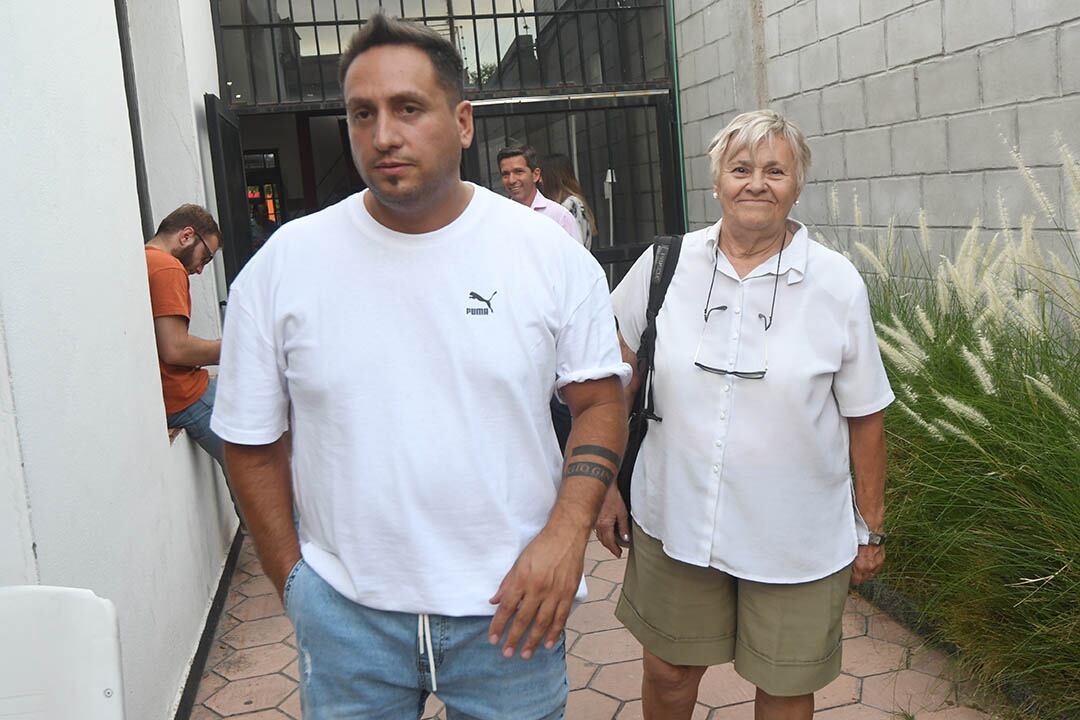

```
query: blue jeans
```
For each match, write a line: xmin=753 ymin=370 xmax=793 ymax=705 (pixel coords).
xmin=283 ymin=559 xmax=568 ymax=720
xmin=166 ymin=378 xmax=225 ymax=469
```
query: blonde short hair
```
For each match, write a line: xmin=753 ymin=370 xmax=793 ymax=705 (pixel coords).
xmin=707 ymin=109 xmax=812 ymax=193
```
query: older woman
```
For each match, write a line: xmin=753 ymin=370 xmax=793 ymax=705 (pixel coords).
xmin=597 ymin=109 xmax=893 ymax=720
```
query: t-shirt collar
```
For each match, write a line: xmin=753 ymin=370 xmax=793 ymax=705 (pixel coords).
xmin=704 ymin=217 xmax=809 ymax=285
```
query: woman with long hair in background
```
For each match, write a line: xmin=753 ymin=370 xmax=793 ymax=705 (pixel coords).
xmin=540 ymin=154 xmax=598 ymax=250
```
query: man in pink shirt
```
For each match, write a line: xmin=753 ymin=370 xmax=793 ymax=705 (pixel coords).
xmin=498 ymin=145 xmax=582 ymax=244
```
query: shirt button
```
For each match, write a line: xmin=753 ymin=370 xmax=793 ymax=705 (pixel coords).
xmin=733 ymin=307 xmax=741 ymax=315
xmin=712 ymin=464 xmax=721 ymax=474
xmin=722 ymin=385 xmax=730 ymax=393
xmin=714 ymin=440 xmax=723 ymax=448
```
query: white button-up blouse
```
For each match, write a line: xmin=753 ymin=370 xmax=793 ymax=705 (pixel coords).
xmin=611 ymin=219 xmax=894 ymax=583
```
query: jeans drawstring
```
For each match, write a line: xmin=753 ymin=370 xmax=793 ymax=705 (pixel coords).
xmin=417 ymin=613 xmax=437 ymax=692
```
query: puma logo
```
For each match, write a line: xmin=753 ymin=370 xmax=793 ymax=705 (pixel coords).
xmin=467 ymin=291 xmax=497 ymax=315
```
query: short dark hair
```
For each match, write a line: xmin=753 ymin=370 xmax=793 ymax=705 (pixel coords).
xmin=153 ymin=204 xmax=220 ymax=240
xmin=497 ymin=144 xmax=539 ymax=171
xmin=338 ymin=14 xmax=465 ymax=103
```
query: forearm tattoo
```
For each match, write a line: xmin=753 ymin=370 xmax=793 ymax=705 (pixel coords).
xmin=566 ymin=461 xmax=616 ymax=487
xmin=571 ymin=444 xmax=622 ymax=467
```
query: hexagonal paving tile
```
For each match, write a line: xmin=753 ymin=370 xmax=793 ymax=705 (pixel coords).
xmin=229 ymin=711 xmax=291 ymax=719
xmin=909 ymin=645 xmax=969 ymax=681
xmin=567 ymin=600 xmax=623 ymax=634
xmin=839 ymin=636 xmax=907 ymax=677
xmin=196 ymin=672 xmax=227 ymax=705
xmin=230 ymin=594 xmax=286 ymax=622
xmin=816 ymin=673 xmax=860 ymax=710
xmin=279 ymin=687 xmax=302 ymax=719
xmin=215 ymin=642 xmax=297 ymax=681
xmin=586 ymin=540 xmax=615 ymax=561
xmin=571 ymin=627 xmax=642 ymax=664
xmin=585 ymin=577 xmax=616 ymax=602
xmin=565 ymin=688 xmax=620 ymax=719
xmin=206 ymin=640 xmax=234 ymax=669
xmin=188 ymin=706 xmax=220 ymax=720
xmin=222 ymin=616 xmax=294 ymax=650
xmin=707 ymin=701 xmax=755 ymax=719
xmin=589 ymin=659 xmax=642 ymax=700
xmin=617 ymin=699 xmax=710 ymax=719
xmin=591 ymin=558 xmax=628 ymax=583
xmin=237 ymin=575 xmax=278 ymax=598
xmin=205 ymin=674 xmax=295 ymax=716
xmin=282 ymin=658 xmax=300 ymax=682
xmin=844 ymin=594 xmax=879 ymax=617
xmin=567 ymin=654 xmax=598 ymax=690
xmin=861 ymin=669 xmax=956 ymax=715
xmin=696 ymin=663 xmax=756 ymax=708
xmin=814 ymin=704 xmax=892 ymax=719
xmin=842 ymin=612 xmax=867 ymax=639
xmin=867 ymin=615 xmax=923 ymax=648
xmin=422 ymin=694 xmax=444 ymax=718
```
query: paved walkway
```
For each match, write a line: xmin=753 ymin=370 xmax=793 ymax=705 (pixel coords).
xmin=190 ymin=536 xmax=1000 ymax=719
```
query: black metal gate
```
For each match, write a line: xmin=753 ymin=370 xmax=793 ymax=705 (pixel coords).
xmin=205 ymin=93 xmax=253 ymax=287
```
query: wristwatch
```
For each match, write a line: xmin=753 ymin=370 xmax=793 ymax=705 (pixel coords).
xmin=865 ymin=531 xmax=888 ymax=546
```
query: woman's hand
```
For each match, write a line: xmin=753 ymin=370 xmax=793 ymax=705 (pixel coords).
xmin=595 ymin=483 xmax=631 ymax=558
xmin=851 ymin=544 xmax=885 ymax=585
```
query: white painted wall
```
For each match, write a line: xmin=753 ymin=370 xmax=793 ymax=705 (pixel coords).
xmin=1 ymin=2 xmax=236 ymax=718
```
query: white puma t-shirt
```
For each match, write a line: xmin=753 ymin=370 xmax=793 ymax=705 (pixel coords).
xmin=211 ymin=184 xmax=630 ymax=616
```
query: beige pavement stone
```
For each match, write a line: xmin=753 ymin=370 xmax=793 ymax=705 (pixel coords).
xmin=237 ymin=575 xmax=278 ymax=598
xmin=207 ymin=640 xmax=235 ymax=669
xmin=568 ymin=599 xmax=623 ymax=633
xmin=707 ymin=701 xmax=755 ymax=719
xmin=909 ymin=646 xmax=970 ymax=682
xmin=696 ymin=663 xmax=756 ymax=708
xmin=814 ymin=704 xmax=891 ymax=718
xmin=230 ymin=711 xmax=290 ymax=719
xmin=223 ymin=616 xmax=295 ymax=650
xmin=279 ymin=688 xmax=302 ymax=719
xmin=571 ymin=627 xmax=642 ymax=664
xmin=189 ymin=706 xmax=221 ymax=720
xmin=216 ymin=614 xmax=242 ymax=638
xmin=205 ymin=674 xmax=295 ymax=716
xmin=282 ymin=658 xmax=300 ymax=682
xmin=225 ymin=589 xmax=247 ymax=612
xmin=592 ymin=558 xmax=628 ymax=583
xmin=197 ymin=672 xmax=228 ymax=704
xmin=240 ymin=557 xmax=265 ymax=576
xmin=843 ymin=612 xmax=867 ymax=638
xmin=566 ymin=628 xmax=581 ymax=651
xmin=586 ymin=577 xmax=616 ymax=602
xmin=816 ymin=673 xmax=861 ymax=710
xmin=617 ymin=699 xmax=710 ymax=719
xmin=565 ymin=688 xmax=620 ymax=719
xmin=867 ymin=615 xmax=923 ymax=648
xmin=216 ymin=643 xmax=297 ymax=681
xmin=861 ymin=669 xmax=955 ymax=715
xmin=585 ymin=559 xmax=600 ymax=576
xmin=568 ymin=654 xmax=599 ymax=690
xmin=586 ymin=540 xmax=615 ymax=561
xmin=590 ymin=659 xmax=642 ymax=700
xmin=844 ymin=594 xmax=879 ymax=616
xmin=231 ymin=594 xmax=286 ymax=622
xmin=840 ymin=636 xmax=907 ymax=677
xmin=422 ymin=694 xmax=445 ymax=718
xmin=283 ymin=631 xmax=297 ymax=648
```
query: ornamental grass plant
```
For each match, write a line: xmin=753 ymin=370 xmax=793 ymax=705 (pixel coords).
xmin=816 ymin=144 xmax=1080 ymax=718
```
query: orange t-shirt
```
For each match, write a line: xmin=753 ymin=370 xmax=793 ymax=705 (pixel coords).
xmin=146 ymin=246 xmax=209 ymax=416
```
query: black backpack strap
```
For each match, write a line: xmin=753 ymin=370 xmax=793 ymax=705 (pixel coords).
xmin=636 ymin=235 xmax=683 ymax=420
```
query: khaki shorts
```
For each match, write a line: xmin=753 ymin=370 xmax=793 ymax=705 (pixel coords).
xmin=615 ymin=521 xmax=852 ymax=697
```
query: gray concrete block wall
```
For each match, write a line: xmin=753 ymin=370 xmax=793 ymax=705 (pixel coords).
xmin=675 ymin=0 xmax=1080 ymax=246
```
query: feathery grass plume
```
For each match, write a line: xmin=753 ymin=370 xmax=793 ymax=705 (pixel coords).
xmin=977 ymin=333 xmax=995 ymax=361
xmin=933 ymin=391 xmax=992 ymax=427
xmin=895 ymin=400 xmax=945 ymax=441
xmin=853 ymin=188 xmax=863 ymax=228
xmin=899 ymin=383 xmax=919 ymax=403
xmin=935 ymin=263 xmax=952 ymax=312
xmin=829 ymin=185 xmax=840 ymax=224
xmin=1024 ymin=373 xmax=1079 ymax=420
xmin=996 ymin=187 xmax=1014 ymax=247
xmin=877 ymin=336 xmax=922 ymax=375
xmin=933 ymin=418 xmax=983 ymax=450
xmin=882 ymin=314 xmax=928 ymax=362
xmin=855 ymin=241 xmax=889 ymax=277
xmin=960 ymin=346 xmax=996 ymax=395
xmin=1013 ymin=290 xmax=1043 ymax=330
xmin=954 ymin=215 xmax=984 ymax=299
xmin=918 ymin=209 xmax=930 ymax=255
xmin=1006 ymin=140 xmax=1057 ymax=224
xmin=1057 ymin=140 xmax=1080 ymax=231
xmin=913 ymin=305 xmax=936 ymax=340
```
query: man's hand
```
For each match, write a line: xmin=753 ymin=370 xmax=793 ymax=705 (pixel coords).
xmin=595 ymin=483 xmax=631 ymax=558
xmin=851 ymin=544 xmax=885 ymax=585
xmin=488 ymin=525 xmax=585 ymax=660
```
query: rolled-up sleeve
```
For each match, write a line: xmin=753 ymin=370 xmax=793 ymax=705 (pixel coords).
xmin=554 ymin=263 xmax=632 ymax=396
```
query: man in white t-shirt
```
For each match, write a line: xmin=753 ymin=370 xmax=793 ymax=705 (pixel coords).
xmin=210 ymin=13 xmax=630 ymax=719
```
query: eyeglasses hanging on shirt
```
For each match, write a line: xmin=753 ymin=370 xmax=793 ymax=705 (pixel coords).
xmin=693 ymin=235 xmax=785 ymax=380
